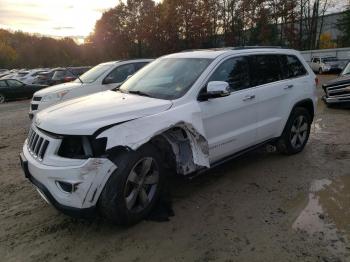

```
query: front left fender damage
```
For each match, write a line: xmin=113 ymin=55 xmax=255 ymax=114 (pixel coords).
xmin=97 ymin=102 xmax=210 ymax=175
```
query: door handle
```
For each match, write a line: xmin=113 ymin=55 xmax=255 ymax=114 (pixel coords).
xmin=242 ymin=95 xmax=255 ymax=101
xmin=284 ymin=84 xmax=294 ymax=89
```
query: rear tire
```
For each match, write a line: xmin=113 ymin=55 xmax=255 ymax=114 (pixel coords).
xmin=99 ymin=143 xmax=164 ymax=226
xmin=277 ymin=107 xmax=311 ymax=155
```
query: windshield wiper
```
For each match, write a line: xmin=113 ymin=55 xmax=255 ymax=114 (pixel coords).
xmin=128 ymin=90 xmax=151 ymax=97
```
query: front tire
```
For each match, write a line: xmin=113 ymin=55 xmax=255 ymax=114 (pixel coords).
xmin=0 ymin=93 xmax=5 ymax=104
xmin=99 ymin=143 xmax=164 ymax=226
xmin=318 ymin=68 xmax=323 ymax=75
xmin=277 ymin=107 xmax=311 ymax=155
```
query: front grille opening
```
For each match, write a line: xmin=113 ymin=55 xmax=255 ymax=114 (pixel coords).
xmin=31 ymin=104 xmax=39 ymax=111
xmin=57 ymin=136 xmax=107 ymax=159
xmin=27 ymin=128 xmax=50 ymax=161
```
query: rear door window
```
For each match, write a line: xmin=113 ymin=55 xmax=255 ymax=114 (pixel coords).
xmin=249 ymin=55 xmax=283 ymax=86
xmin=0 ymin=81 xmax=7 ymax=87
xmin=280 ymin=55 xmax=307 ymax=79
xmin=209 ymin=56 xmax=250 ymax=92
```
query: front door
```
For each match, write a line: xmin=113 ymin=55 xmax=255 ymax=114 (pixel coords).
xmin=199 ymin=56 xmax=258 ymax=163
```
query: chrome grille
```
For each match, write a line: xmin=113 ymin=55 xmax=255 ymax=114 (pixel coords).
xmin=325 ymin=83 xmax=350 ymax=98
xmin=27 ymin=128 xmax=50 ymax=161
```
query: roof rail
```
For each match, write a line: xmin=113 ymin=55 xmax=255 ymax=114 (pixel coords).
xmin=232 ymin=46 xmax=286 ymax=50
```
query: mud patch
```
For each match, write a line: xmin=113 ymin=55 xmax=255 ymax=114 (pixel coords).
xmin=292 ymin=176 xmax=350 ymax=258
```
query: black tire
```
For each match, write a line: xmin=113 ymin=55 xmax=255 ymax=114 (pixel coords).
xmin=0 ymin=93 xmax=5 ymax=104
xmin=318 ymin=68 xmax=323 ymax=75
xmin=277 ymin=107 xmax=311 ymax=155
xmin=99 ymin=143 xmax=164 ymax=226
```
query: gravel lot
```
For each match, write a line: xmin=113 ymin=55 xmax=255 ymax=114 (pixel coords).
xmin=0 ymin=75 xmax=349 ymax=262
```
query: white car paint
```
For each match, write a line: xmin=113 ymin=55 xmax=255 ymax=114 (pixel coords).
xmin=29 ymin=59 xmax=153 ymax=118
xmin=14 ymin=69 xmax=47 ymax=84
xmin=22 ymin=48 xmax=317 ymax=210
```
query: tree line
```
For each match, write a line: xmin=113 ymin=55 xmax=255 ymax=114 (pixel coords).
xmin=0 ymin=0 xmax=349 ymax=69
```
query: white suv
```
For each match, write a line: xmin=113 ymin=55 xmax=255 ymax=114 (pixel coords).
xmin=29 ymin=59 xmax=152 ymax=118
xmin=20 ymin=48 xmax=317 ymax=225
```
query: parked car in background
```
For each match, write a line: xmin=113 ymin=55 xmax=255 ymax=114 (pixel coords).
xmin=29 ymin=59 xmax=153 ymax=118
xmin=13 ymin=69 xmax=48 ymax=84
xmin=322 ymin=61 xmax=350 ymax=106
xmin=49 ymin=67 xmax=91 ymax=86
xmin=21 ymin=48 xmax=317 ymax=225
xmin=308 ymin=56 xmax=346 ymax=74
xmin=33 ymin=70 xmax=55 ymax=85
xmin=0 ymin=79 xmax=47 ymax=103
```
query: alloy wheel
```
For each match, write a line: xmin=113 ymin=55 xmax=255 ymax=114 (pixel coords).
xmin=290 ymin=115 xmax=308 ymax=149
xmin=124 ymin=157 xmax=159 ymax=212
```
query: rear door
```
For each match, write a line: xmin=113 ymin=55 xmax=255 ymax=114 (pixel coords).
xmin=254 ymin=54 xmax=309 ymax=142
xmin=250 ymin=54 xmax=290 ymax=142
xmin=199 ymin=56 xmax=258 ymax=163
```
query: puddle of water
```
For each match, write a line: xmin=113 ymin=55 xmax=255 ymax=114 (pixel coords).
xmin=292 ymin=176 xmax=350 ymax=256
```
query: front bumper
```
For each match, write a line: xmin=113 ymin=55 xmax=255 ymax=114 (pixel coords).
xmin=20 ymin=143 xmax=117 ymax=216
xmin=322 ymin=95 xmax=350 ymax=104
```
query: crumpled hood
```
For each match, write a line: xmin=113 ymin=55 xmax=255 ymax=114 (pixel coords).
xmin=34 ymin=81 xmax=82 ymax=96
xmin=323 ymin=75 xmax=350 ymax=87
xmin=35 ymin=91 xmax=173 ymax=135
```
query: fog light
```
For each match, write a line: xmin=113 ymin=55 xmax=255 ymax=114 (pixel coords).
xmin=56 ymin=181 xmax=79 ymax=193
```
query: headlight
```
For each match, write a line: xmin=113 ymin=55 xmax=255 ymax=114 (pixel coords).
xmin=58 ymin=136 xmax=107 ymax=159
xmin=41 ymin=90 xmax=69 ymax=102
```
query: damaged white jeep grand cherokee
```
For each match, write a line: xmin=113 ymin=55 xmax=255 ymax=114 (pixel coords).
xmin=20 ymin=47 xmax=317 ymax=225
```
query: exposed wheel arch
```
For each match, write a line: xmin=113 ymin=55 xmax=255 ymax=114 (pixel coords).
xmin=291 ymin=99 xmax=315 ymax=121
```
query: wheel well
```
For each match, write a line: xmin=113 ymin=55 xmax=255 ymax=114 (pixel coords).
xmin=294 ymin=99 xmax=314 ymax=121
xmin=149 ymin=126 xmax=202 ymax=175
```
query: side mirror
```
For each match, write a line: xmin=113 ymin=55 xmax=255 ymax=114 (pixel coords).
xmin=103 ymin=76 xmax=115 ymax=85
xmin=199 ymin=81 xmax=230 ymax=101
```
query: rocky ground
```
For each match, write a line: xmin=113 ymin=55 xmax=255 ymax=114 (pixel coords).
xmin=0 ymin=75 xmax=349 ymax=262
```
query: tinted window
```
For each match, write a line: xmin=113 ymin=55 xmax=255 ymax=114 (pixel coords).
xmin=280 ymin=55 xmax=307 ymax=78
xmin=209 ymin=57 xmax=250 ymax=91
xmin=250 ymin=55 xmax=283 ymax=86
xmin=313 ymin=58 xmax=320 ymax=63
xmin=134 ymin=62 xmax=149 ymax=71
xmin=0 ymin=81 xmax=7 ymax=87
xmin=106 ymin=64 xmax=135 ymax=83
xmin=7 ymin=80 xmax=23 ymax=87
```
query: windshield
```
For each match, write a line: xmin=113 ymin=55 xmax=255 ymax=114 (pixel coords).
xmin=341 ymin=62 xmax=350 ymax=76
xmin=78 ymin=63 xmax=113 ymax=83
xmin=120 ymin=58 xmax=213 ymax=100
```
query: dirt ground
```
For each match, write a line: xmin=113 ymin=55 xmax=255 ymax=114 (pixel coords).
xmin=0 ymin=75 xmax=349 ymax=262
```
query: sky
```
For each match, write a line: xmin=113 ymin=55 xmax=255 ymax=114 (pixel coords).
xmin=0 ymin=0 xmax=118 ymax=43
xmin=0 ymin=0 xmax=346 ymax=44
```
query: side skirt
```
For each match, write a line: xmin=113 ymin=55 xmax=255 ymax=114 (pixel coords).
xmin=188 ymin=138 xmax=277 ymax=179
